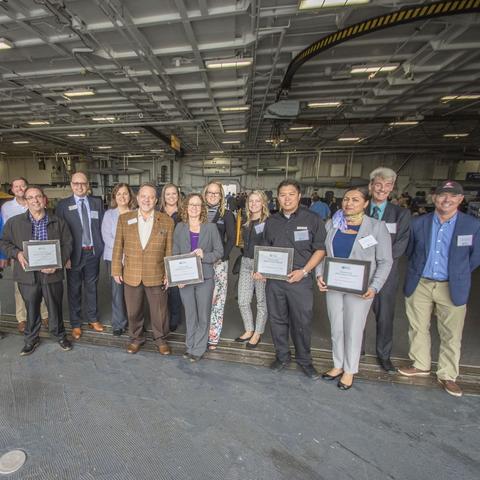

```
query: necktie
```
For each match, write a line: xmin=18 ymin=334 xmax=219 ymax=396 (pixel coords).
xmin=372 ymin=206 xmax=380 ymax=220
xmin=80 ymin=199 xmax=92 ymax=246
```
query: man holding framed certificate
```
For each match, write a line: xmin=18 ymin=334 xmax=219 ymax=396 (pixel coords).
xmin=255 ymin=180 xmax=327 ymax=380
xmin=0 ymin=186 xmax=73 ymax=355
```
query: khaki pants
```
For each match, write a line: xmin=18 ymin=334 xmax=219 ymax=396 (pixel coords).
xmin=405 ymin=278 xmax=466 ymax=381
xmin=15 ymin=282 xmax=48 ymax=323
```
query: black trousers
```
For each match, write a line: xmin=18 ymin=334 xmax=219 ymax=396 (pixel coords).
xmin=167 ymin=285 xmax=183 ymax=330
xmin=265 ymin=277 xmax=313 ymax=367
xmin=18 ymin=276 xmax=65 ymax=345
xmin=371 ymin=259 xmax=399 ymax=360
xmin=66 ymin=250 xmax=100 ymax=327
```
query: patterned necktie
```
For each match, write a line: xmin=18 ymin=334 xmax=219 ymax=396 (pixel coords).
xmin=80 ymin=199 xmax=92 ymax=246
xmin=372 ymin=206 xmax=380 ymax=220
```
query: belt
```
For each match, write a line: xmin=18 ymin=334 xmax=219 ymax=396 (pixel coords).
xmin=422 ymin=277 xmax=448 ymax=283
xmin=82 ymin=246 xmax=94 ymax=251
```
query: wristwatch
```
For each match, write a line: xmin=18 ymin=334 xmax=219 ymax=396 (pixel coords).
xmin=302 ymin=269 xmax=309 ymax=277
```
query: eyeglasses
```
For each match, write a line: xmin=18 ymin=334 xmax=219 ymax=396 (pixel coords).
xmin=206 ymin=191 xmax=221 ymax=196
xmin=72 ymin=182 xmax=88 ymax=187
xmin=188 ymin=203 xmax=202 ymax=208
xmin=25 ymin=195 xmax=43 ymax=200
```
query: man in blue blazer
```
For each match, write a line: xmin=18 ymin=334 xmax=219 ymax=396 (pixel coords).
xmin=399 ymin=180 xmax=480 ymax=397
xmin=56 ymin=172 xmax=105 ymax=340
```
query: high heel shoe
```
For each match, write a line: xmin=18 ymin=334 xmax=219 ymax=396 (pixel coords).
xmin=337 ymin=376 xmax=354 ymax=390
xmin=246 ymin=335 xmax=261 ymax=349
xmin=321 ymin=371 xmax=343 ymax=381
xmin=234 ymin=334 xmax=253 ymax=343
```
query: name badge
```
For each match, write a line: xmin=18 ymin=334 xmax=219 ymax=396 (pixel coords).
xmin=254 ymin=222 xmax=265 ymax=234
xmin=68 ymin=205 xmax=78 ymax=211
xmin=358 ymin=235 xmax=378 ymax=249
xmin=297 ymin=226 xmax=308 ymax=230
xmin=457 ymin=234 xmax=473 ymax=247
xmin=294 ymin=230 xmax=309 ymax=242
xmin=217 ymin=219 xmax=224 ymax=225
xmin=127 ymin=218 xmax=138 ymax=225
xmin=91 ymin=211 xmax=99 ymax=219
xmin=386 ymin=223 xmax=397 ymax=234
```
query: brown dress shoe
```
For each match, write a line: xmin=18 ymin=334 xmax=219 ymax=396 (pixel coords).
xmin=158 ymin=344 xmax=171 ymax=355
xmin=88 ymin=322 xmax=104 ymax=332
xmin=438 ymin=379 xmax=463 ymax=397
xmin=71 ymin=328 xmax=82 ymax=340
xmin=397 ymin=366 xmax=431 ymax=377
xmin=127 ymin=343 xmax=141 ymax=354
xmin=17 ymin=321 xmax=26 ymax=333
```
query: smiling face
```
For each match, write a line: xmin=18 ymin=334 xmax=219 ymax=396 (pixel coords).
xmin=70 ymin=172 xmax=89 ymax=197
xmin=164 ymin=186 xmax=179 ymax=207
xmin=370 ymin=176 xmax=395 ymax=204
xmin=24 ymin=187 xmax=46 ymax=215
xmin=342 ymin=190 xmax=369 ymax=216
xmin=433 ymin=192 xmax=463 ymax=217
xmin=248 ymin=193 xmax=263 ymax=216
xmin=277 ymin=185 xmax=301 ymax=214
xmin=137 ymin=185 xmax=157 ymax=214
xmin=115 ymin=186 xmax=130 ymax=208
xmin=11 ymin=179 xmax=27 ymax=200
xmin=187 ymin=194 xmax=203 ymax=221
xmin=204 ymin=182 xmax=222 ymax=206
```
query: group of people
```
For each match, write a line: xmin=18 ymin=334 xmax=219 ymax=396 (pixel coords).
xmin=1 ymin=167 xmax=479 ymax=398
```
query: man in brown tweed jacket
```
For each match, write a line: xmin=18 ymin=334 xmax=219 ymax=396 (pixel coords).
xmin=112 ymin=182 xmax=174 ymax=355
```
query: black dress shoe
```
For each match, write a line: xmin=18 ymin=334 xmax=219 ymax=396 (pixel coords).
xmin=322 ymin=371 xmax=343 ymax=381
xmin=301 ymin=364 xmax=320 ymax=380
xmin=112 ymin=329 xmax=124 ymax=337
xmin=270 ymin=358 xmax=290 ymax=372
xmin=379 ymin=358 xmax=396 ymax=374
xmin=58 ymin=338 xmax=73 ymax=351
xmin=20 ymin=340 xmax=40 ymax=356
xmin=0 ymin=331 xmax=5 ymax=339
xmin=246 ymin=336 xmax=261 ymax=349
xmin=338 ymin=377 xmax=354 ymax=390
xmin=189 ymin=354 xmax=202 ymax=363
xmin=234 ymin=334 xmax=253 ymax=343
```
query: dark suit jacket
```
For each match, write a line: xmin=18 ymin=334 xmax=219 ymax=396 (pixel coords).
xmin=367 ymin=202 xmax=411 ymax=259
xmin=404 ymin=211 xmax=480 ymax=306
xmin=56 ymin=195 xmax=104 ymax=266
xmin=173 ymin=222 xmax=224 ymax=279
xmin=0 ymin=211 xmax=72 ymax=284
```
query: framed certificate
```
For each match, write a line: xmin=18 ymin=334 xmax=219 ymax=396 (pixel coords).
xmin=254 ymin=246 xmax=294 ymax=281
xmin=323 ymin=258 xmax=370 ymax=295
xmin=164 ymin=253 xmax=204 ymax=287
xmin=22 ymin=240 xmax=62 ymax=272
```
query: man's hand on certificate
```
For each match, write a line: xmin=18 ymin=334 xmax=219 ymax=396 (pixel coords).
xmin=17 ymin=251 xmax=28 ymax=271
xmin=317 ymin=276 xmax=327 ymax=292
xmin=287 ymin=269 xmax=304 ymax=283
xmin=252 ymin=272 xmax=266 ymax=282
xmin=192 ymin=248 xmax=203 ymax=259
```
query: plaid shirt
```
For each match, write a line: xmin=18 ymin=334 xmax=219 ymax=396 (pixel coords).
xmin=29 ymin=212 xmax=49 ymax=241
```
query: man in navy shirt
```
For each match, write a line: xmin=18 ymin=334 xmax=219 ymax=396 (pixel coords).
xmin=399 ymin=181 xmax=480 ymax=397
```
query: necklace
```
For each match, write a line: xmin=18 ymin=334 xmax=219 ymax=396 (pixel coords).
xmin=345 ymin=212 xmax=364 ymax=224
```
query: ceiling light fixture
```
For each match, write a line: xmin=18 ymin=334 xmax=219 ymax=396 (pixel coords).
xmin=97 ymin=145 xmax=112 ymax=149
xmin=13 ymin=141 xmax=30 ymax=144
xmin=222 ymin=140 xmax=241 ymax=144
xmin=63 ymin=88 xmax=96 ymax=98
xmin=441 ymin=94 xmax=480 ymax=102
xmin=443 ymin=133 xmax=469 ymax=138
xmin=220 ymin=106 xmax=250 ymax=112
xmin=127 ymin=154 xmax=144 ymax=157
xmin=209 ymin=150 xmax=224 ymax=154
xmin=150 ymin=149 xmax=164 ymax=153
xmin=56 ymin=152 xmax=69 ymax=155
xmin=307 ymin=101 xmax=342 ymax=108
xmin=206 ymin=58 xmax=253 ymax=69
xmin=225 ymin=129 xmax=248 ymax=133
xmin=299 ymin=0 xmax=370 ymax=10
xmin=67 ymin=133 xmax=86 ymax=137
xmin=27 ymin=120 xmax=50 ymax=126
xmin=351 ymin=64 xmax=399 ymax=74
xmin=0 ymin=37 xmax=13 ymax=50
xmin=120 ymin=130 xmax=141 ymax=134
xmin=265 ymin=139 xmax=285 ymax=143
xmin=92 ymin=116 xmax=116 ymax=121
xmin=389 ymin=121 xmax=419 ymax=126
xmin=337 ymin=137 xmax=362 ymax=142
xmin=289 ymin=126 xmax=313 ymax=131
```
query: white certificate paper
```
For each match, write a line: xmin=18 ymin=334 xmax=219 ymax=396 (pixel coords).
xmin=257 ymin=250 xmax=289 ymax=276
xmin=326 ymin=262 xmax=366 ymax=291
xmin=26 ymin=243 xmax=59 ymax=267
xmin=169 ymin=256 xmax=200 ymax=282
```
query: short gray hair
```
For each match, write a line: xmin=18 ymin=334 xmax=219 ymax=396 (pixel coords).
xmin=369 ymin=167 xmax=397 ymax=183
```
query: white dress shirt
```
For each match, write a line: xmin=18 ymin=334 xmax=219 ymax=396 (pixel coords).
xmin=138 ymin=210 xmax=154 ymax=249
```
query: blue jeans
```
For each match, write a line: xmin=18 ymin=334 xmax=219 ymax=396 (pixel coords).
xmin=106 ymin=260 xmax=128 ymax=331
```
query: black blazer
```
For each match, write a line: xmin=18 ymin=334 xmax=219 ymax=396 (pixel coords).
xmin=0 ymin=212 xmax=72 ymax=284
xmin=56 ymin=195 xmax=104 ymax=266
xmin=367 ymin=202 xmax=411 ymax=259
xmin=211 ymin=208 xmax=236 ymax=261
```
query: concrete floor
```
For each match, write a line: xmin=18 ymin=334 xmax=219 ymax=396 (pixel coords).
xmin=0 ymin=335 xmax=479 ymax=480
xmin=1 ymin=250 xmax=479 ymax=365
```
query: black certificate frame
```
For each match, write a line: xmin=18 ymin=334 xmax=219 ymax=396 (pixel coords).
xmin=323 ymin=257 xmax=371 ymax=295
xmin=23 ymin=239 xmax=62 ymax=272
xmin=253 ymin=246 xmax=294 ymax=281
xmin=164 ymin=253 xmax=204 ymax=287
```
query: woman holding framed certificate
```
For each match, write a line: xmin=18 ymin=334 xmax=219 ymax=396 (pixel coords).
xmin=160 ymin=183 xmax=183 ymax=332
xmin=235 ymin=191 xmax=270 ymax=349
xmin=173 ymin=194 xmax=223 ymax=362
xmin=316 ymin=187 xmax=393 ymax=390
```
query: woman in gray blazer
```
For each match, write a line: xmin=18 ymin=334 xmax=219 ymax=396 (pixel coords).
xmin=316 ymin=187 xmax=393 ymax=390
xmin=173 ymin=193 xmax=223 ymax=361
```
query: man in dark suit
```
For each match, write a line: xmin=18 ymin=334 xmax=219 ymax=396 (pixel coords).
xmin=56 ymin=172 xmax=104 ymax=340
xmin=399 ymin=181 xmax=480 ymax=397
xmin=367 ymin=167 xmax=411 ymax=373
xmin=0 ymin=186 xmax=72 ymax=355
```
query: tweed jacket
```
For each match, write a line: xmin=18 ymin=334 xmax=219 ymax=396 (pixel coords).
xmin=315 ymin=215 xmax=393 ymax=293
xmin=173 ymin=222 xmax=224 ymax=280
xmin=111 ymin=210 xmax=174 ymax=287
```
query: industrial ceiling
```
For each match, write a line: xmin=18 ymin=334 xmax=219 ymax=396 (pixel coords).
xmin=0 ymin=0 xmax=479 ymax=160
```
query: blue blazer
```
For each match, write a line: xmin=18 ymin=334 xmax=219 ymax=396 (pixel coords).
xmin=404 ymin=211 xmax=480 ymax=306
xmin=56 ymin=195 xmax=104 ymax=266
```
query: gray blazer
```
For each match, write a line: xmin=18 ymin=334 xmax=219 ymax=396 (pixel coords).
xmin=315 ymin=215 xmax=393 ymax=292
xmin=173 ymin=222 xmax=223 ymax=280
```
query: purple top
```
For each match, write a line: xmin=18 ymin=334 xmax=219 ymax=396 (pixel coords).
xmin=190 ymin=230 xmax=200 ymax=251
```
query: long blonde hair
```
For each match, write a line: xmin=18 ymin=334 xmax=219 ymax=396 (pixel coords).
xmin=160 ymin=183 xmax=180 ymax=211
xmin=202 ymin=181 xmax=226 ymax=217
xmin=244 ymin=190 xmax=269 ymax=226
